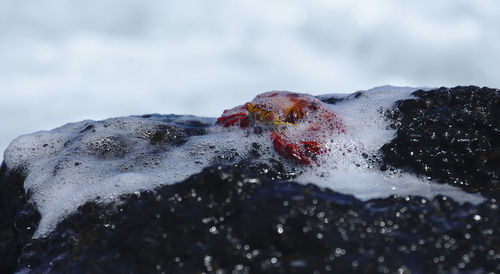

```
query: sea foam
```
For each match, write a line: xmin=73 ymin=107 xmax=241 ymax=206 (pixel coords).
xmin=3 ymin=86 xmax=484 ymax=238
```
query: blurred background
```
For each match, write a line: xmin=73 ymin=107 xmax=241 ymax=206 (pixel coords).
xmin=1 ymin=0 xmax=500 ymax=161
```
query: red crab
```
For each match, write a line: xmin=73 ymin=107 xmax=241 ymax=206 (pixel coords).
xmin=216 ymin=91 xmax=345 ymax=165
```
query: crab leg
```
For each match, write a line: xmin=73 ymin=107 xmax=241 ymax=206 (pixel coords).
xmin=301 ymin=140 xmax=321 ymax=154
xmin=215 ymin=104 xmax=251 ymax=128
xmin=216 ymin=113 xmax=247 ymax=127
xmin=270 ymin=131 xmax=312 ymax=165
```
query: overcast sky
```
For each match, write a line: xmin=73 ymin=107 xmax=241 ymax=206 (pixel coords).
xmin=1 ymin=0 xmax=499 ymax=160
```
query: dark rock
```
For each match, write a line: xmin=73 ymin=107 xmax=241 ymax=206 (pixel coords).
xmin=86 ymin=136 xmax=130 ymax=159
xmin=147 ymin=124 xmax=188 ymax=146
xmin=147 ymin=114 xmax=210 ymax=137
xmin=14 ymin=165 xmax=500 ymax=273
xmin=381 ymin=86 xmax=500 ymax=196
xmin=0 ymin=163 xmax=38 ymax=273
xmin=318 ymin=91 xmax=365 ymax=105
xmin=232 ymin=158 xmax=298 ymax=181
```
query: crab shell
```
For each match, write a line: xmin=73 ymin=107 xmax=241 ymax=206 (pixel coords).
xmin=216 ymin=91 xmax=345 ymax=165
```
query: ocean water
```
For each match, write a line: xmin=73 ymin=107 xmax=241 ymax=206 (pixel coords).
xmin=1 ymin=0 xmax=500 ymax=162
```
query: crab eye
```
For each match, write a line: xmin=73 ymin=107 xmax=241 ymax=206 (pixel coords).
xmin=286 ymin=109 xmax=296 ymax=124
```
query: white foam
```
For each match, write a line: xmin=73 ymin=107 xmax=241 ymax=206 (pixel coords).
xmin=5 ymin=115 xmax=278 ymax=237
xmin=3 ymin=86 xmax=485 ymax=238
xmin=296 ymin=86 xmax=484 ymax=203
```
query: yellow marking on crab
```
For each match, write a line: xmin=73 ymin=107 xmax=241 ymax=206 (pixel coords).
xmin=247 ymin=103 xmax=297 ymax=126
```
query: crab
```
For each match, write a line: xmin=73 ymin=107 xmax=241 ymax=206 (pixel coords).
xmin=216 ymin=91 xmax=345 ymax=165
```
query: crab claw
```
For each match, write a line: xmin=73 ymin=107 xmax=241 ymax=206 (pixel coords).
xmin=216 ymin=104 xmax=250 ymax=128
xmin=216 ymin=112 xmax=247 ymax=127
xmin=271 ymin=131 xmax=313 ymax=165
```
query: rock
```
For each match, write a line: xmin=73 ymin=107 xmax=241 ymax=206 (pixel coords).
xmin=13 ymin=165 xmax=500 ymax=273
xmin=381 ymin=86 xmax=500 ymax=196
xmin=1 ymin=86 xmax=500 ymax=273
xmin=0 ymin=163 xmax=38 ymax=274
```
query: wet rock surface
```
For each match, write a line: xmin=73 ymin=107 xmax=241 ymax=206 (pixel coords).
xmin=12 ymin=166 xmax=500 ymax=273
xmin=0 ymin=163 xmax=35 ymax=274
xmin=1 ymin=86 xmax=500 ymax=273
xmin=381 ymin=86 xmax=500 ymax=196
